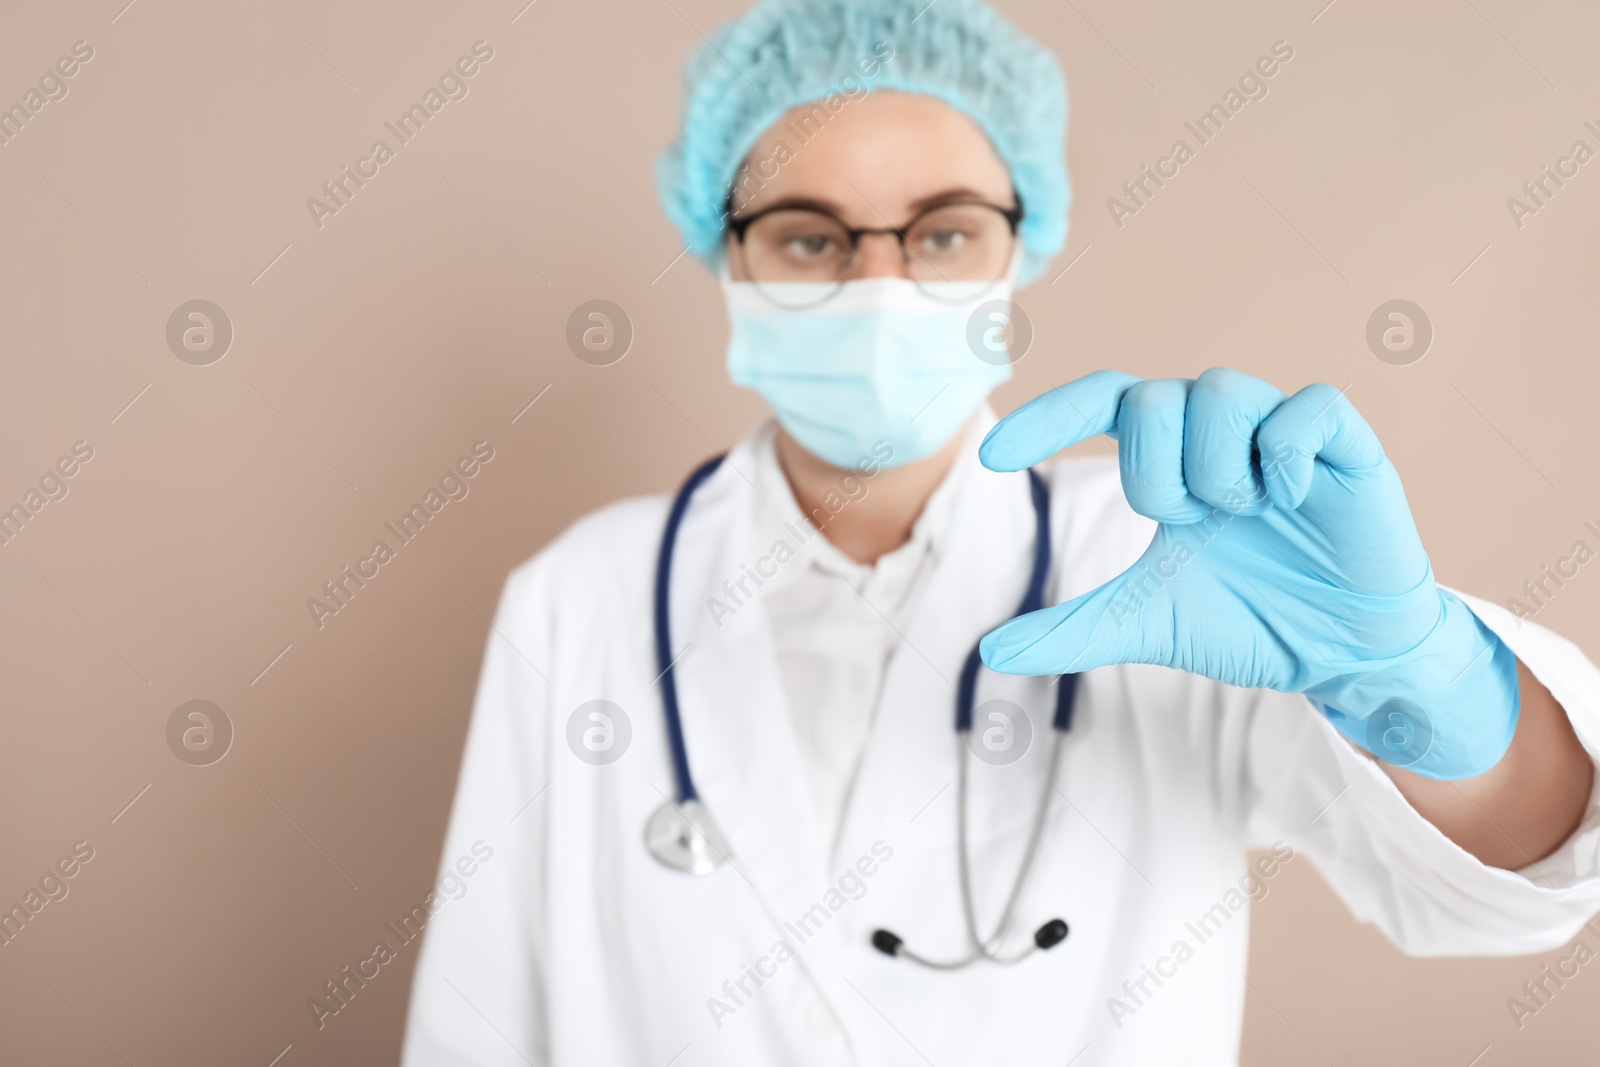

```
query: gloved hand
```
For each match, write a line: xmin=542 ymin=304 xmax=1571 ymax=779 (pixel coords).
xmin=978 ymin=368 xmax=1520 ymax=780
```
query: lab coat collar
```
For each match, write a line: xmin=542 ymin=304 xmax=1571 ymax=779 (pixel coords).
xmin=745 ymin=409 xmax=996 ymax=598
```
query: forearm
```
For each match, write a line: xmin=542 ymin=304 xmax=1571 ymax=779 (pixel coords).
xmin=1379 ymin=660 xmax=1593 ymax=870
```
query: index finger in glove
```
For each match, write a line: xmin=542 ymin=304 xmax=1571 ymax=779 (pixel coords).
xmin=979 ymin=370 xmax=1142 ymax=472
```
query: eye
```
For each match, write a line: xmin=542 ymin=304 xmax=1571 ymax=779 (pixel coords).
xmin=781 ymin=232 xmax=841 ymax=259
xmin=920 ymin=228 xmax=970 ymax=254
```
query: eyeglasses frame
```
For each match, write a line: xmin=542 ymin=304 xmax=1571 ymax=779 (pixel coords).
xmin=723 ymin=192 xmax=1025 ymax=277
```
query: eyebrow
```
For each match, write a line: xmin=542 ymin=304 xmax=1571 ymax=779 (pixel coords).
xmin=729 ymin=194 xmax=846 ymax=219
xmin=726 ymin=186 xmax=1016 ymax=223
xmin=905 ymin=186 xmax=1006 ymax=212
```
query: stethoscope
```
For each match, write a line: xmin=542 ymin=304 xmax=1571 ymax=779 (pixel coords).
xmin=645 ymin=454 xmax=1077 ymax=969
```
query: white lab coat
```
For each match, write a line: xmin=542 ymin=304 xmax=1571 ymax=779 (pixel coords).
xmin=402 ymin=423 xmax=1600 ymax=1066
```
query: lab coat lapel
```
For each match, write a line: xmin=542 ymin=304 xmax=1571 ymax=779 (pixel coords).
xmin=669 ymin=439 xmax=834 ymax=921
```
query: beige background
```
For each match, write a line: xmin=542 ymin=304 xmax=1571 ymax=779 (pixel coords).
xmin=2 ymin=0 xmax=1597 ymax=1063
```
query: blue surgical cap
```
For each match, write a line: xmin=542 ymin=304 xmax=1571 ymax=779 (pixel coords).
xmin=656 ymin=0 xmax=1070 ymax=286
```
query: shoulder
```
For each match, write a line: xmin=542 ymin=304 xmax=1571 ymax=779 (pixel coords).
xmin=497 ymin=494 xmax=671 ymax=625
xmin=490 ymin=441 xmax=760 ymax=638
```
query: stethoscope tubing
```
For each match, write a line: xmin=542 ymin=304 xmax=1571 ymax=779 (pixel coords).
xmin=957 ymin=728 xmax=1066 ymax=960
xmin=657 ymin=457 xmax=1073 ymax=803
xmin=651 ymin=452 xmax=1077 ymax=968
xmin=653 ymin=454 xmax=726 ymax=805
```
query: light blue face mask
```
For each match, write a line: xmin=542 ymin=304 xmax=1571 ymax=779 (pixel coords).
xmin=722 ymin=270 xmax=1020 ymax=470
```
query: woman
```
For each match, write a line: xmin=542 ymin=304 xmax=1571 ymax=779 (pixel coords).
xmin=403 ymin=1 xmax=1600 ymax=1063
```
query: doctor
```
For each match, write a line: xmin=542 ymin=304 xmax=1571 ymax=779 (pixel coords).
xmin=404 ymin=0 xmax=1600 ymax=1063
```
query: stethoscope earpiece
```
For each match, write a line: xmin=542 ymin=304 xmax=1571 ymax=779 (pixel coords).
xmin=870 ymin=929 xmax=904 ymax=957
xmin=1033 ymin=918 xmax=1069 ymax=950
xmin=871 ymin=917 xmax=1069 ymax=965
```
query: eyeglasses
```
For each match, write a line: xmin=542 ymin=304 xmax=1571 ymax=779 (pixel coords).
xmin=725 ymin=195 xmax=1024 ymax=309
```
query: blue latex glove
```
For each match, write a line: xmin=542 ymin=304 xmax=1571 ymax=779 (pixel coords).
xmin=978 ymin=368 xmax=1520 ymax=780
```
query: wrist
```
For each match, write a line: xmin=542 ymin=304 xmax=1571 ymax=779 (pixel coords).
xmin=1313 ymin=591 xmax=1521 ymax=780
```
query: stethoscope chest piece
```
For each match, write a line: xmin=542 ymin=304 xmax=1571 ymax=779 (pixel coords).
xmin=645 ymin=798 xmax=731 ymax=875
